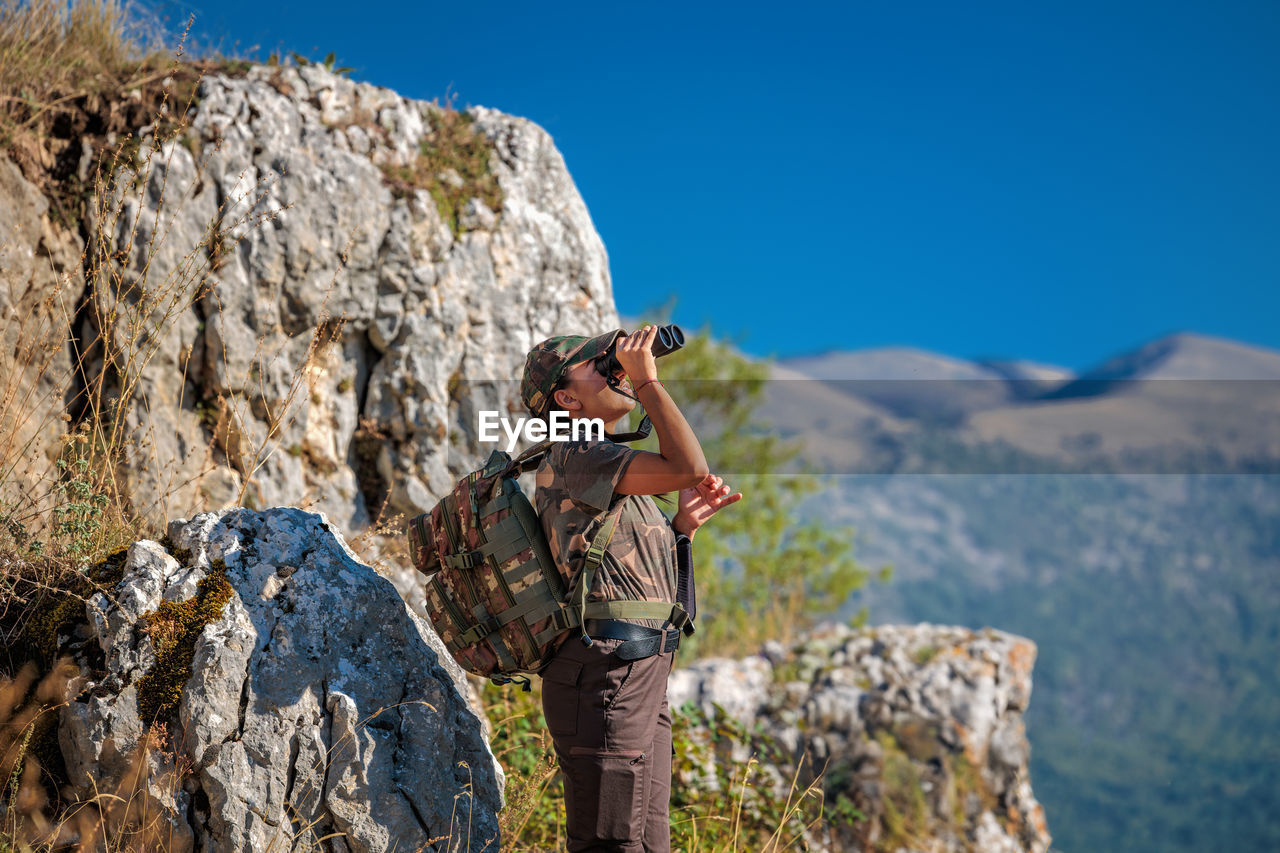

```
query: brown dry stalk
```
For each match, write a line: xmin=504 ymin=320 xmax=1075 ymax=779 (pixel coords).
xmin=0 ymin=4 xmax=491 ymax=849
xmin=0 ymin=57 xmax=306 ymax=560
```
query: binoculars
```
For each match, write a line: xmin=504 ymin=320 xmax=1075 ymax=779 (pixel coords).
xmin=594 ymin=324 xmax=686 ymax=377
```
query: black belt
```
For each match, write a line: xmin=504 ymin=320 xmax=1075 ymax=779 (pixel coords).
xmin=584 ymin=619 xmax=681 ymax=661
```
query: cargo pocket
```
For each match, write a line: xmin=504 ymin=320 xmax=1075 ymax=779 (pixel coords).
xmin=540 ymin=658 xmax=582 ymax=737
xmin=566 ymin=747 xmax=648 ymax=844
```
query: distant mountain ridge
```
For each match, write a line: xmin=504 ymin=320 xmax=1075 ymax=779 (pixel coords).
xmin=780 ymin=346 xmax=1010 ymax=381
xmin=1070 ymin=331 xmax=1280 ymax=381
xmin=763 ymin=331 xmax=1280 ymax=474
xmin=779 ymin=330 xmax=1280 ymax=384
xmin=973 ymin=358 xmax=1074 ymax=387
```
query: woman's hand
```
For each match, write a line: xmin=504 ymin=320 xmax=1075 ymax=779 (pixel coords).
xmin=672 ymin=473 xmax=743 ymax=539
xmin=614 ymin=325 xmax=660 ymax=384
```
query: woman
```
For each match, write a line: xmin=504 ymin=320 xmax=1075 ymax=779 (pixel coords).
xmin=519 ymin=325 xmax=742 ymax=852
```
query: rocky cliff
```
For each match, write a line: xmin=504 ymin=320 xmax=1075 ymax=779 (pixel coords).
xmin=671 ymin=624 xmax=1052 ymax=853
xmin=1 ymin=61 xmax=619 ymax=534
xmin=1 ymin=60 xmax=614 ymax=850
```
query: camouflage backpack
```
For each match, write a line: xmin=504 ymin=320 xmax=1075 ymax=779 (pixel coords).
xmin=407 ymin=441 xmax=687 ymax=686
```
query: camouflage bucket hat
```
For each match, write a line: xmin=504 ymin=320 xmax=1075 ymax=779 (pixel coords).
xmin=521 ymin=330 xmax=625 ymax=416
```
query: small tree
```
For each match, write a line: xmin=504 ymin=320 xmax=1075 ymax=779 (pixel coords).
xmin=627 ymin=322 xmax=887 ymax=656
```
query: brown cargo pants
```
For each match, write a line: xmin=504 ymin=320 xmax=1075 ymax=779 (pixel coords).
xmin=541 ymin=635 xmax=677 ymax=853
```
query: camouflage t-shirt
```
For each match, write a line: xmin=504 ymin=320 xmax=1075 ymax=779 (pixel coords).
xmin=535 ymin=439 xmax=678 ymax=629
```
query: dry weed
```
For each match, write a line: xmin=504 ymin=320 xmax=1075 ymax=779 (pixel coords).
xmin=0 ymin=3 xmax=387 ymax=846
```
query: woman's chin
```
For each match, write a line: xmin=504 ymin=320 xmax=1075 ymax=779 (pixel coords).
xmin=606 ymin=390 xmax=637 ymax=411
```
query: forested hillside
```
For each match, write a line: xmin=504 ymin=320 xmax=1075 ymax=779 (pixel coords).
xmin=824 ymin=472 xmax=1278 ymax=853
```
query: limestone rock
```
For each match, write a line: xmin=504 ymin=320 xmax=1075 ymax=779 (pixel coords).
xmin=668 ymin=654 xmax=772 ymax=726
xmin=0 ymin=157 xmax=82 ymax=525
xmin=60 ymin=507 xmax=502 ymax=852
xmin=79 ymin=63 xmax=618 ymax=534
xmin=670 ymin=623 xmax=1052 ymax=853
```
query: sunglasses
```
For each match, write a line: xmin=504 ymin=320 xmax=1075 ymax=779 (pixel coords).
xmin=591 ymin=354 xmax=623 ymax=379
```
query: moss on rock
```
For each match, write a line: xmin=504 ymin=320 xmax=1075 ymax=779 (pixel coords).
xmin=875 ymin=730 xmax=931 ymax=851
xmin=381 ymin=108 xmax=504 ymax=237
xmin=949 ymin=749 xmax=999 ymax=827
xmin=136 ymin=567 xmax=234 ymax=728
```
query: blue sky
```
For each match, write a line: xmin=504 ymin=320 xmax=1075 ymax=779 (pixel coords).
xmin=165 ymin=0 xmax=1278 ymax=371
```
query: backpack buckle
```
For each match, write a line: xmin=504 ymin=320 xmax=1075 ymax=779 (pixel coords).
xmin=443 ymin=550 xmax=483 ymax=570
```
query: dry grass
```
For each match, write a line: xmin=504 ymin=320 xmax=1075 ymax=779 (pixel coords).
xmin=0 ymin=0 xmax=139 ymax=138
xmin=0 ymin=2 xmax=378 ymax=845
xmin=0 ymin=91 xmax=277 ymax=563
xmin=0 ymin=0 xmax=370 ymax=562
xmin=0 ymin=0 xmax=188 ymax=219
xmin=0 ymin=1 xmax=214 ymax=566
xmin=1 ymin=663 xmax=190 ymax=851
xmin=483 ymin=681 xmax=839 ymax=852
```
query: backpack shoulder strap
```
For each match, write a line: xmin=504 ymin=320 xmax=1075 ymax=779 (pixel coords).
xmin=566 ymin=499 xmax=691 ymax=644
xmin=568 ymin=502 xmax=623 ymax=644
xmin=504 ymin=439 xmax=554 ymax=477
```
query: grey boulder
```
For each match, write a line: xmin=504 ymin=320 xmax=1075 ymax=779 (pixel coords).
xmin=60 ymin=506 xmax=502 ymax=852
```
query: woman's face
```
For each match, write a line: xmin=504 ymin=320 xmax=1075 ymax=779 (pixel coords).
xmin=555 ymin=359 xmax=635 ymax=427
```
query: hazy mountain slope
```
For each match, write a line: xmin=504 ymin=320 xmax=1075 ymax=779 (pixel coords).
xmin=781 ymin=346 xmax=1006 ymax=380
xmin=975 ymin=358 xmax=1074 ymax=385
xmin=779 ymin=346 xmax=1015 ymax=421
xmin=963 ymin=378 xmax=1280 ymax=468
xmin=760 ymin=364 xmax=914 ymax=474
